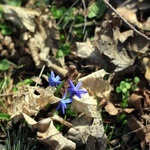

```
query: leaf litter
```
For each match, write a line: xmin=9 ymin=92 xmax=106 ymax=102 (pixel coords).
xmin=0 ymin=0 xmax=150 ymax=149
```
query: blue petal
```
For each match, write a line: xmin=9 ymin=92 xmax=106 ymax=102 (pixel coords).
xmin=55 ymin=76 xmax=61 ymax=81
xmin=64 ymin=98 xmax=73 ymax=103
xmin=68 ymin=80 xmax=75 ymax=89
xmin=56 ymin=102 xmax=61 ymax=111
xmin=75 ymin=82 xmax=82 ymax=90
xmin=51 ymin=71 xmax=55 ymax=79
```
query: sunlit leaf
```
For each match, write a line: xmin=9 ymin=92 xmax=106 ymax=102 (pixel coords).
xmin=88 ymin=0 xmax=106 ymax=18
xmin=0 ymin=113 xmax=10 ymax=120
xmin=56 ymin=43 xmax=70 ymax=58
xmin=0 ymin=59 xmax=10 ymax=71
xmin=0 ymin=23 xmax=14 ymax=35
xmin=7 ymin=0 xmax=21 ymax=6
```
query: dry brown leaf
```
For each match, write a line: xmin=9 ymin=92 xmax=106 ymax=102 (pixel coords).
xmin=145 ymin=127 xmax=150 ymax=144
xmin=113 ymin=28 xmax=133 ymax=43
xmin=128 ymin=35 xmax=150 ymax=54
xmin=23 ymin=115 xmax=76 ymax=150
xmin=143 ymin=90 xmax=150 ymax=108
xmin=66 ymin=113 xmax=92 ymax=147
xmin=78 ymin=69 xmax=112 ymax=99
xmin=127 ymin=114 xmax=145 ymax=143
xmin=1 ymin=5 xmax=61 ymax=68
xmin=0 ymin=5 xmax=40 ymax=32
xmin=105 ymin=102 xmax=118 ymax=115
xmin=86 ymin=117 xmax=107 ymax=150
xmin=116 ymin=7 xmax=142 ymax=28
xmin=76 ymin=39 xmax=100 ymax=64
xmin=142 ymin=17 xmax=150 ymax=31
xmin=117 ymin=108 xmax=134 ymax=114
xmin=51 ymin=114 xmax=73 ymax=128
xmin=142 ymin=57 xmax=150 ymax=82
xmin=128 ymin=93 xmax=144 ymax=115
xmin=35 ymin=118 xmax=76 ymax=150
xmin=66 ymin=113 xmax=107 ymax=149
xmin=71 ymin=93 xmax=98 ymax=117
xmin=95 ymin=20 xmax=135 ymax=72
xmin=9 ymin=85 xmax=60 ymax=119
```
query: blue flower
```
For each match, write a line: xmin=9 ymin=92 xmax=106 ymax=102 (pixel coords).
xmin=68 ymin=80 xmax=87 ymax=98
xmin=56 ymin=92 xmax=73 ymax=114
xmin=48 ymin=71 xmax=62 ymax=86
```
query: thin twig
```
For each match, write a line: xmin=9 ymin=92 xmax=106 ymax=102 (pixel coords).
xmin=35 ymin=65 xmax=45 ymax=87
xmin=81 ymin=0 xmax=87 ymax=33
xmin=103 ymin=0 xmax=150 ymax=41
xmin=0 ymin=93 xmax=13 ymax=97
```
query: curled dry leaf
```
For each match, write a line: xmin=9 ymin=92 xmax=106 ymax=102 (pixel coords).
xmin=71 ymin=93 xmax=98 ymax=117
xmin=78 ymin=69 xmax=112 ymax=99
xmin=105 ymin=102 xmax=118 ymax=115
xmin=127 ymin=114 xmax=145 ymax=143
xmin=143 ymin=90 xmax=150 ymax=108
xmin=116 ymin=7 xmax=142 ymax=29
xmin=76 ymin=39 xmax=101 ymax=64
xmin=117 ymin=108 xmax=134 ymax=114
xmin=66 ymin=113 xmax=92 ymax=147
xmin=22 ymin=114 xmax=76 ymax=150
xmin=86 ymin=117 xmax=107 ymax=150
xmin=66 ymin=113 xmax=107 ymax=149
xmin=1 ymin=5 xmax=61 ymax=68
xmin=145 ymin=127 xmax=150 ymax=144
xmin=94 ymin=18 xmax=150 ymax=72
xmin=95 ymin=20 xmax=135 ymax=72
xmin=0 ymin=5 xmax=40 ymax=32
xmin=142 ymin=57 xmax=150 ymax=82
xmin=36 ymin=118 xmax=76 ymax=150
xmin=128 ymin=93 xmax=144 ymax=115
xmin=9 ymin=85 xmax=60 ymax=119
xmin=51 ymin=114 xmax=73 ymax=128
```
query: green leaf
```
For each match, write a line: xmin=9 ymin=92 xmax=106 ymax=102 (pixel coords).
xmin=7 ymin=0 xmax=21 ymax=6
xmin=134 ymin=77 xmax=140 ymax=84
xmin=54 ymin=80 xmax=65 ymax=97
xmin=66 ymin=109 xmax=77 ymax=117
xmin=23 ymin=79 xmax=33 ymax=85
xmin=0 ymin=24 xmax=14 ymax=35
xmin=56 ymin=43 xmax=70 ymax=58
xmin=122 ymin=88 xmax=127 ymax=93
xmin=88 ymin=0 xmax=106 ymax=18
xmin=116 ymin=87 xmax=121 ymax=93
xmin=0 ymin=59 xmax=10 ymax=71
xmin=120 ymin=81 xmax=126 ymax=87
xmin=0 ymin=113 xmax=10 ymax=120
xmin=125 ymin=83 xmax=131 ymax=89
xmin=51 ymin=6 xmax=66 ymax=19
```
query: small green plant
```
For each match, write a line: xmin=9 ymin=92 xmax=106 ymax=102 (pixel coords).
xmin=0 ymin=22 xmax=14 ymax=35
xmin=116 ymin=77 xmax=140 ymax=124
xmin=0 ymin=112 xmax=10 ymax=120
xmin=12 ymin=78 xmax=34 ymax=92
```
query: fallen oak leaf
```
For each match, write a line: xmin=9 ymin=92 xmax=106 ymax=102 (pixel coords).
xmin=142 ymin=57 xmax=150 ymax=82
xmin=116 ymin=6 xmax=142 ymax=29
xmin=71 ymin=93 xmax=98 ymax=118
xmin=128 ymin=93 xmax=144 ymax=115
xmin=78 ymin=69 xmax=112 ymax=99
xmin=105 ymin=102 xmax=118 ymax=115
xmin=127 ymin=114 xmax=145 ymax=147
xmin=8 ymin=85 xmax=60 ymax=119
xmin=22 ymin=114 xmax=76 ymax=150
xmin=51 ymin=114 xmax=73 ymax=128
xmin=0 ymin=5 xmax=40 ymax=32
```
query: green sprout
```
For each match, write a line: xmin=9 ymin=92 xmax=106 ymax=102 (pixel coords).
xmin=116 ymin=77 xmax=140 ymax=124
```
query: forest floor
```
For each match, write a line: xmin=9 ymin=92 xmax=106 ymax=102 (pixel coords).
xmin=0 ymin=0 xmax=150 ymax=150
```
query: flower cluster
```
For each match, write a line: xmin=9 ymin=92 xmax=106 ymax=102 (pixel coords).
xmin=48 ymin=71 xmax=87 ymax=114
